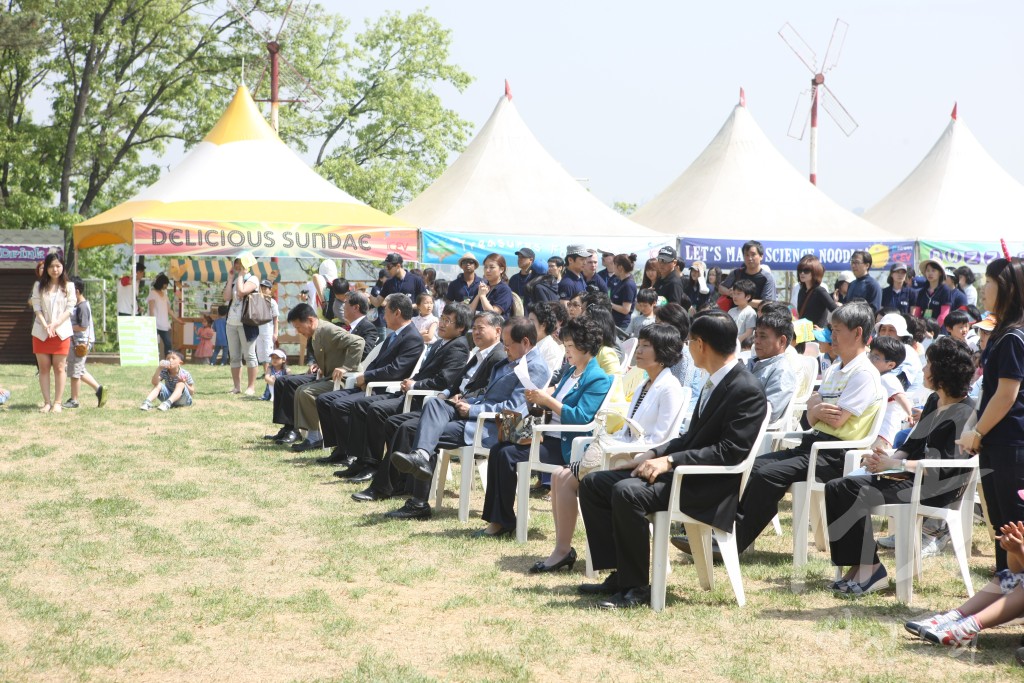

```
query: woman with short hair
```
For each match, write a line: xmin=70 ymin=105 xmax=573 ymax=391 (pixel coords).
xmin=795 ymin=254 xmax=837 ymax=328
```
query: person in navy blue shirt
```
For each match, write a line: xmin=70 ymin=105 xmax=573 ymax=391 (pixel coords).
xmin=844 ymin=250 xmax=882 ymax=313
xmin=445 ymin=253 xmax=481 ymax=303
xmin=372 ymin=253 xmax=426 ymax=311
xmin=582 ymin=251 xmax=608 ymax=293
xmin=608 ymin=253 xmax=638 ymax=328
xmin=914 ymin=258 xmax=954 ymax=327
xmin=470 ymin=253 xmax=515 ymax=315
xmin=508 ymin=248 xmax=546 ymax=306
xmin=558 ymin=245 xmax=589 ymax=301
xmin=945 ymin=267 xmax=968 ymax=312
xmin=597 ymin=250 xmax=618 ymax=290
xmin=880 ymin=263 xmax=915 ymax=316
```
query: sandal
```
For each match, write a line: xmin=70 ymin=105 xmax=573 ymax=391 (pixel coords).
xmin=39 ymin=404 xmax=51 ymax=414
xmin=51 ymin=403 xmax=62 ymax=414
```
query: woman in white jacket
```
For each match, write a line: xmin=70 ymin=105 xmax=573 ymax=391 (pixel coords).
xmin=529 ymin=323 xmax=686 ymax=573
xmin=31 ymin=253 xmax=76 ymax=413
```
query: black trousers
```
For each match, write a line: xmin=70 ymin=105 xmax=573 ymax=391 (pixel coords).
xmin=481 ymin=437 xmax=564 ymax=529
xmin=579 ymin=467 xmax=674 ymax=589
xmin=980 ymin=444 xmax=1024 ymax=571
xmin=825 ymin=475 xmax=913 ymax=567
xmin=315 ymin=388 xmax=362 ymax=447
xmin=371 ymin=402 xmax=466 ymax=500
xmin=272 ymin=373 xmax=317 ymax=427
xmin=370 ymin=410 xmax=428 ymax=499
xmin=734 ymin=433 xmax=843 ymax=553
xmin=344 ymin=392 xmax=404 ymax=466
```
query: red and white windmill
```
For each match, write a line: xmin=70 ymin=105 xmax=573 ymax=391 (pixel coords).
xmin=226 ymin=0 xmax=324 ymax=132
xmin=779 ymin=19 xmax=858 ymax=185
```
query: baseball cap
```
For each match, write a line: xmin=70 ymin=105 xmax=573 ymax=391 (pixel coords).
xmin=836 ymin=270 xmax=855 ymax=284
xmin=269 ymin=349 xmax=286 ymax=360
xmin=259 ymin=279 xmax=273 ymax=289
xmin=973 ymin=314 xmax=997 ymax=331
xmin=813 ymin=327 xmax=833 ymax=344
xmin=458 ymin=252 xmax=479 ymax=266
xmin=514 ymin=247 xmax=536 ymax=260
xmin=566 ymin=244 xmax=590 ymax=259
xmin=889 ymin=262 xmax=908 ymax=273
xmin=656 ymin=246 xmax=677 ymax=262
xmin=877 ymin=313 xmax=909 ymax=338
xmin=382 ymin=253 xmax=403 ymax=266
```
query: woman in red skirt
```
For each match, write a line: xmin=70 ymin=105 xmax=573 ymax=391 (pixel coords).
xmin=31 ymin=253 xmax=76 ymax=413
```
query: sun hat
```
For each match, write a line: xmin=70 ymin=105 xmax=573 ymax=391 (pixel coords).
xmin=269 ymin=349 xmax=286 ymax=360
xmin=836 ymin=270 xmax=855 ymax=285
xmin=877 ymin=313 xmax=909 ymax=338
xmin=918 ymin=257 xmax=946 ymax=276
xmin=973 ymin=314 xmax=997 ymax=331
xmin=458 ymin=252 xmax=479 ymax=266
xmin=813 ymin=327 xmax=833 ymax=344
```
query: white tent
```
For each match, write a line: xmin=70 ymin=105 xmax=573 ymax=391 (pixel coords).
xmin=398 ymin=85 xmax=672 ymax=265
xmin=632 ymin=99 xmax=902 ymax=242
xmin=864 ymin=106 xmax=1024 ymax=241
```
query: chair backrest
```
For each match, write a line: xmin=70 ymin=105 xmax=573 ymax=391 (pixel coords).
xmin=793 ymin=356 xmax=818 ymax=405
xmin=739 ymin=406 xmax=774 ymax=495
xmin=357 ymin=339 xmax=383 ymax=371
xmin=618 ymin=337 xmax=638 ymax=372
xmin=619 ymin=366 xmax=648 ymax=401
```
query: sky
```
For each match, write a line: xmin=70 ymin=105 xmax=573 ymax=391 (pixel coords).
xmin=310 ymin=0 xmax=1024 ymax=214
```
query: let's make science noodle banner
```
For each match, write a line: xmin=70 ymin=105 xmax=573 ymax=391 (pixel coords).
xmin=133 ymin=220 xmax=419 ymax=261
xmin=680 ymin=238 xmax=916 ymax=271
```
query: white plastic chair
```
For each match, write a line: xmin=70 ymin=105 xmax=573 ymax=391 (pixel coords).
xmin=765 ymin=355 xmax=818 ymax=535
xmin=650 ymin=407 xmax=772 ymax=610
xmin=568 ymin=390 xmax=691 ymax=578
xmin=515 ymin=388 xmax=614 ymax=543
xmin=839 ymin=450 xmax=979 ymax=604
xmin=432 ymin=408 xmax=496 ymax=522
xmin=785 ymin=395 xmax=887 ymax=582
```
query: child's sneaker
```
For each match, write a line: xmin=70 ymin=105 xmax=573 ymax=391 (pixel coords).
xmin=905 ymin=609 xmax=960 ymax=637
xmin=923 ymin=616 xmax=980 ymax=647
xmin=877 ymin=534 xmax=896 ymax=548
xmin=157 ymin=401 xmax=171 ymax=412
xmin=921 ymin=532 xmax=950 ymax=559
xmin=62 ymin=398 xmax=80 ymax=409
xmin=140 ymin=400 xmax=152 ymax=411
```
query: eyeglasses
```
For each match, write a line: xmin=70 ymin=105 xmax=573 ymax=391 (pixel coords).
xmin=566 ymin=301 xmax=583 ymax=308
xmin=850 ymin=260 xmax=865 ymax=265
xmin=798 ymin=268 xmax=811 ymax=274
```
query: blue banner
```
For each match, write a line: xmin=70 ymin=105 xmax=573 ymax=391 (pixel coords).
xmin=421 ymin=230 xmax=674 ymax=266
xmin=679 ymin=238 xmax=917 ymax=272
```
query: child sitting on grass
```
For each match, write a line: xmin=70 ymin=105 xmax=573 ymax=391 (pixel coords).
xmin=261 ymin=349 xmax=289 ymax=401
xmin=906 ymin=520 xmax=1024 ymax=648
xmin=141 ymin=351 xmax=195 ymax=412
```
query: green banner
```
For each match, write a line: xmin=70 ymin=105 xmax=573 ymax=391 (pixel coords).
xmin=917 ymin=239 xmax=1024 ymax=273
xmin=118 ymin=316 xmax=160 ymax=367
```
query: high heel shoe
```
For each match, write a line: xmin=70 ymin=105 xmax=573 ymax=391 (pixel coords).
xmin=529 ymin=548 xmax=577 ymax=574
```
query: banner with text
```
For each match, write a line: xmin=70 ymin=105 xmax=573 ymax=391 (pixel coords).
xmin=0 ymin=244 xmax=63 ymax=262
xmin=117 ymin=316 xmax=159 ymax=367
xmin=679 ymin=238 xmax=917 ymax=272
xmin=420 ymin=230 xmax=674 ymax=267
xmin=133 ymin=220 xmax=418 ymax=262
xmin=917 ymin=239 xmax=1024 ymax=273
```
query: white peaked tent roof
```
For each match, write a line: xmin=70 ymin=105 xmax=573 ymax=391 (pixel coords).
xmin=395 ymin=87 xmax=666 ymax=239
xmin=864 ymin=106 xmax=1024 ymax=241
xmin=632 ymin=98 xmax=903 ymax=241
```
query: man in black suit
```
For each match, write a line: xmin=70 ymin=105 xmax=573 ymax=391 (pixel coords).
xmin=353 ymin=311 xmax=507 ymax=505
xmin=305 ymin=293 xmax=425 ymax=461
xmin=578 ymin=310 xmax=768 ymax=609
xmin=333 ymin=302 xmax=473 ymax=483
xmin=342 ymin=291 xmax=381 ymax=360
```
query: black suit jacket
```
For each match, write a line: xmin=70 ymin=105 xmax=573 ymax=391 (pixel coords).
xmin=411 ymin=337 xmax=471 ymax=392
xmin=364 ymin=323 xmax=424 ymax=383
xmin=351 ymin=317 xmax=381 ymax=360
xmin=451 ymin=344 xmax=508 ymax=397
xmin=652 ymin=363 xmax=768 ymax=531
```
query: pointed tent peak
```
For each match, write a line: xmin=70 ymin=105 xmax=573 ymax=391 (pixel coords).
xmin=504 ymin=79 xmax=512 ymax=101
xmin=951 ymin=102 xmax=958 ymax=120
xmin=203 ymin=85 xmax=280 ymax=146
xmin=739 ymin=87 xmax=746 ymax=108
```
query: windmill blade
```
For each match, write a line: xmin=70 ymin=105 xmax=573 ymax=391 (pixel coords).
xmin=279 ymin=54 xmax=325 ymax=112
xmin=778 ymin=22 xmax=817 ymax=74
xmin=787 ymin=89 xmax=812 ymax=140
xmin=225 ymin=0 xmax=274 ymax=40
xmin=821 ymin=18 xmax=849 ymax=73
xmin=820 ymin=84 xmax=858 ymax=136
xmin=274 ymin=0 xmax=296 ymax=39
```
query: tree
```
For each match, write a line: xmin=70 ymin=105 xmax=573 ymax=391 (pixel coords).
xmin=613 ymin=201 xmax=637 ymax=216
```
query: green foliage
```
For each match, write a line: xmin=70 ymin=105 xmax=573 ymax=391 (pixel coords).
xmin=613 ymin=200 xmax=637 ymax=216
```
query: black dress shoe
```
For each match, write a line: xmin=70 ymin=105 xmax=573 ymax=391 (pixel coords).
xmin=578 ymin=571 xmax=620 ymax=596
xmin=275 ymin=430 xmax=299 ymax=445
xmin=391 ymin=450 xmax=433 ymax=481
xmin=597 ymin=586 xmax=652 ymax=610
xmin=383 ymin=499 xmax=431 ymax=520
xmin=473 ymin=526 xmax=513 ymax=539
xmin=351 ymin=488 xmax=389 ymax=502
xmin=264 ymin=426 xmax=289 ymax=440
xmin=345 ymin=467 xmax=376 ymax=484
xmin=333 ymin=462 xmax=364 ymax=478
xmin=671 ymin=535 xmax=722 ymax=563
xmin=291 ymin=438 xmax=323 ymax=452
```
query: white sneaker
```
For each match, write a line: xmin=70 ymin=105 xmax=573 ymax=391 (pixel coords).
xmin=921 ymin=533 xmax=950 ymax=559
xmin=140 ymin=401 xmax=152 ymax=411
xmin=877 ymin=534 xmax=896 ymax=548
xmin=905 ymin=610 xmax=960 ymax=637
xmin=157 ymin=401 xmax=171 ymax=412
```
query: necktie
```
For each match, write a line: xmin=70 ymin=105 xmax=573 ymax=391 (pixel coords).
xmin=697 ymin=377 xmax=715 ymax=416
xmin=380 ymin=331 xmax=394 ymax=353
xmin=343 ymin=323 xmax=352 ymax=331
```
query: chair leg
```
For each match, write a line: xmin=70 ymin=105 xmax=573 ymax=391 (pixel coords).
xmin=458 ymin=449 xmax=474 ymax=523
xmin=651 ymin=512 xmax=671 ymax=611
xmin=717 ymin=530 xmax=746 ymax=607
xmin=580 ymin=499 xmax=597 ymax=578
xmin=772 ymin=514 xmax=782 ymax=536
xmin=685 ymin=522 xmax=715 ymax=592
xmin=515 ymin=461 xmax=530 ymax=544
xmin=946 ymin=511 xmax=975 ymax=597
xmin=791 ymin=483 xmax=809 ymax=569
xmin=893 ymin=507 xmax=914 ymax=605
xmin=812 ymin=490 xmax=829 ymax=552
xmin=433 ymin=450 xmax=450 ymax=511
xmin=476 ymin=458 xmax=488 ymax=495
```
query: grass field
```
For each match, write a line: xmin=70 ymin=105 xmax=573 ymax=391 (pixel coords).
xmin=0 ymin=362 xmax=1020 ymax=682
